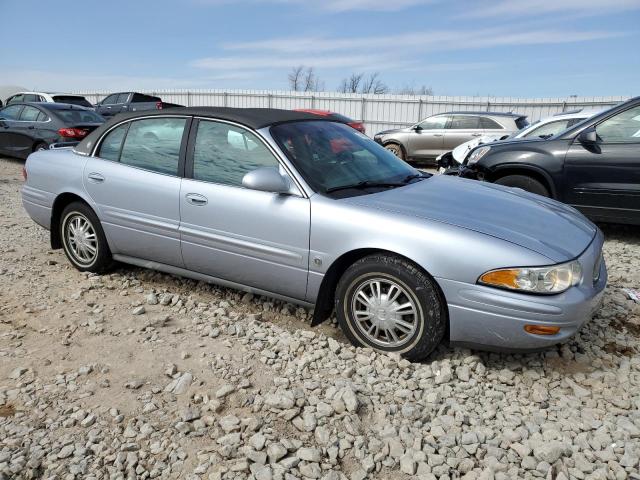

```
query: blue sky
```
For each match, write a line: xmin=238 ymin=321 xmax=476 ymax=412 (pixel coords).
xmin=1 ymin=0 xmax=638 ymax=97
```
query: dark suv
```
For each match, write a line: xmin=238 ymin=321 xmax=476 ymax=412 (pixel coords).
xmin=459 ymin=96 xmax=640 ymax=225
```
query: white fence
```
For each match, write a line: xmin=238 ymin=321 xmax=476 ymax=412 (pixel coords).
xmin=75 ymin=89 xmax=630 ymax=135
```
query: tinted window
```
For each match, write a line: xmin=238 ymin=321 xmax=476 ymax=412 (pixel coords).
xmin=596 ymin=106 xmax=640 ymax=143
xmin=0 ymin=105 xmax=23 ymax=119
xmin=418 ymin=116 xmax=448 ymax=130
xmin=20 ymin=106 xmax=41 ymax=121
xmin=98 ymin=124 xmax=128 ymax=161
xmin=515 ymin=117 xmax=529 ymax=129
xmin=101 ymin=94 xmax=118 ymax=105
xmin=271 ymin=121 xmax=417 ymax=195
xmin=193 ymin=120 xmax=278 ymax=186
xmin=116 ymin=93 xmax=130 ymax=104
xmin=481 ymin=117 xmax=503 ymax=129
xmin=120 ymin=118 xmax=186 ymax=175
xmin=55 ymin=109 xmax=104 ymax=124
xmin=132 ymin=93 xmax=160 ymax=103
xmin=23 ymin=94 xmax=39 ymax=102
xmin=523 ymin=120 xmax=571 ymax=138
xmin=52 ymin=96 xmax=93 ymax=107
xmin=448 ymin=116 xmax=481 ymax=129
xmin=36 ymin=112 xmax=49 ymax=122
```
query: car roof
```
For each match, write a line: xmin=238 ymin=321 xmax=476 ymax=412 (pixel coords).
xmin=5 ymin=102 xmax=94 ymax=111
xmin=11 ymin=91 xmax=83 ymax=96
xmin=74 ymin=107 xmax=334 ymax=156
xmin=434 ymin=111 xmax=526 ymax=118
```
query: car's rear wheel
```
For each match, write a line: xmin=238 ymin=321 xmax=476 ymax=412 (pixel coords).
xmin=33 ymin=142 xmax=48 ymax=152
xmin=336 ymin=254 xmax=446 ymax=360
xmin=60 ymin=202 xmax=113 ymax=273
xmin=495 ymin=174 xmax=549 ymax=197
xmin=384 ymin=143 xmax=405 ymax=160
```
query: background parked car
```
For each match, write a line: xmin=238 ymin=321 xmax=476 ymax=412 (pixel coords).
xmin=95 ymin=92 xmax=183 ymax=118
xmin=374 ymin=111 xmax=528 ymax=163
xmin=5 ymin=91 xmax=93 ymax=108
xmin=0 ymin=103 xmax=104 ymax=159
xmin=294 ymin=109 xmax=366 ymax=134
xmin=437 ymin=109 xmax=605 ymax=172
xmin=459 ymin=96 xmax=640 ymax=225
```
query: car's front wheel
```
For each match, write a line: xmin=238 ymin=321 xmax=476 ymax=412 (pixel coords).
xmin=60 ymin=202 xmax=113 ymax=273
xmin=384 ymin=143 xmax=405 ymax=160
xmin=336 ymin=254 xmax=446 ymax=360
xmin=495 ymin=174 xmax=549 ymax=197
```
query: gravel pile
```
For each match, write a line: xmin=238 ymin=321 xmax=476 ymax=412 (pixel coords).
xmin=1 ymin=156 xmax=639 ymax=480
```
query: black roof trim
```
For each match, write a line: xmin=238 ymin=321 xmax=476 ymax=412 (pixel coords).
xmin=435 ymin=111 xmax=526 ymax=117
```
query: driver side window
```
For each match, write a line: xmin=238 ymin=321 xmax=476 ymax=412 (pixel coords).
xmin=596 ymin=106 xmax=640 ymax=143
xmin=418 ymin=116 xmax=449 ymax=130
xmin=192 ymin=120 xmax=279 ymax=187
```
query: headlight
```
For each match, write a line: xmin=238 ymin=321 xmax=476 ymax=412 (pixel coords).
xmin=467 ymin=146 xmax=491 ymax=165
xmin=479 ymin=260 xmax=582 ymax=294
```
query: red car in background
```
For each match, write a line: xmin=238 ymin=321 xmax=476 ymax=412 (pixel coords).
xmin=294 ymin=109 xmax=366 ymax=134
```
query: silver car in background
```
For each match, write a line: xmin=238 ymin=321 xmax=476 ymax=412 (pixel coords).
xmin=22 ymin=107 xmax=606 ymax=360
xmin=374 ymin=111 xmax=528 ymax=163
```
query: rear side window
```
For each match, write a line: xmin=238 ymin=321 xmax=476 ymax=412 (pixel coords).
xmin=23 ymin=94 xmax=39 ymax=102
xmin=448 ymin=116 xmax=481 ymax=129
xmin=515 ymin=117 xmax=529 ymax=129
xmin=119 ymin=118 xmax=186 ymax=175
xmin=36 ymin=112 xmax=49 ymax=122
xmin=98 ymin=124 xmax=128 ymax=161
xmin=192 ymin=120 xmax=278 ymax=186
xmin=52 ymin=96 xmax=93 ymax=108
xmin=20 ymin=106 xmax=41 ymax=121
xmin=132 ymin=93 xmax=161 ymax=103
xmin=481 ymin=117 xmax=503 ymax=129
xmin=0 ymin=105 xmax=23 ymax=119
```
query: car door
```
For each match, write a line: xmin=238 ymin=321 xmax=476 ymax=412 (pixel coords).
xmin=180 ymin=118 xmax=310 ymax=300
xmin=83 ymin=116 xmax=189 ymax=267
xmin=96 ymin=94 xmax=118 ymax=117
xmin=442 ymin=115 xmax=482 ymax=151
xmin=112 ymin=93 xmax=131 ymax=115
xmin=0 ymin=105 xmax=25 ymax=156
xmin=407 ymin=115 xmax=448 ymax=159
xmin=564 ymin=104 xmax=640 ymax=223
xmin=13 ymin=105 xmax=41 ymax=155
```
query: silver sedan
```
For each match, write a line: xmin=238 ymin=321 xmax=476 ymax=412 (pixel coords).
xmin=21 ymin=107 xmax=607 ymax=360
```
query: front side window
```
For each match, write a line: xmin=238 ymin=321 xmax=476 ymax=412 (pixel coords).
xmin=0 ymin=105 xmax=23 ymax=119
xmin=596 ymin=106 xmax=640 ymax=143
xmin=271 ymin=121 xmax=418 ymax=196
xmin=120 ymin=118 xmax=186 ymax=175
xmin=192 ymin=120 xmax=278 ymax=186
xmin=19 ymin=106 xmax=41 ymax=121
xmin=98 ymin=124 xmax=128 ymax=161
xmin=418 ymin=116 xmax=448 ymax=130
xmin=116 ymin=93 xmax=130 ymax=104
xmin=448 ymin=116 xmax=481 ymax=129
xmin=23 ymin=94 xmax=38 ymax=102
xmin=101 ymin=94 xmax=117 ymax=105
xmin=523 ymin=119 xmax=570 ymax=138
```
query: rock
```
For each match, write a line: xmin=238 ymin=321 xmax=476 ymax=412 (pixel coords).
xmin=172 ymin=372 xmax=193 ymax=395
xmin=342 ymin=387 xmax=359 ymax=413
xmin=146 ymin=293 xmax=159 ymax=305
xmin=132 ymin=306 xmax=146 ymax=315
xmin=533 ymin=441 xmax=570 ymax=464
xmin=297 ymin=447 xmax=321 ymax=462
xmin=267 ymin=442 xmax=288 ymax=463
xmin=216 ymin=384 xmax=235 ymax=398
xmin=400 ymin=452 xmax=417 ymax=475
xmin=264 ymin=392 xmax=295 ymax=409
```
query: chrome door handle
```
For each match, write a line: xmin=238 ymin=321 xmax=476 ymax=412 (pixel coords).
xmin=87 ymin=172 xmax=105 ymax=183
xmin=186 ymin=193 xmax=208 ymax=205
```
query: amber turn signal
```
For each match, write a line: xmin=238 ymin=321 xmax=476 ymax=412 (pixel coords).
xmin=524 ymin=325 xmax=561 ymax=335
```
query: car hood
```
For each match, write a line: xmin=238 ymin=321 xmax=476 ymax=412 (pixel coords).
xmin=344 ymin=175 xmax=596 ymax=263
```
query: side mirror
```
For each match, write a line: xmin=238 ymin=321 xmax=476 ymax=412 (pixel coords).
xmin=413 ymin=124 xmax=423 ymax=131
xmin=242 ymin=167 xmax=290 ymax=194
xmin=578 ymin=127 xmax=598 ymax=144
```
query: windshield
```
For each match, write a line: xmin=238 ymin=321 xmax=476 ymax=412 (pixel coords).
xmin=54 ymin=109 xmax=105 ymax=124
xmin=271 ymin=121 xmax=419 ymax=196
xmin=53 ymin=96 xmax=93 ymax=108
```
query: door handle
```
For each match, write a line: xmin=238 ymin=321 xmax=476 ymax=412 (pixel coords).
xmin=28 ymin=125 xmax=35 ymax=130
xmin=87 ymin=172 xmax=105 ymax=183
xmin=433 ymin=133 xmax=443 ymax=137
xmin=186 ymin=193 xmax=208 ymax=205
xmin=471 ymin=133 xmax=482 ymax=137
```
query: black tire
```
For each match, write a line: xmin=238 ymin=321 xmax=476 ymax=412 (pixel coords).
xmin=384 ymin=142 xmax=405 ymax=160
xmin=33 ymin=142 xmax=48 ymax=152
xmin=60 ymin=202 xmax=113 ymax=273
xmin=335 ymin=254 xmax=446 ymax=361
xmin=495 ymin=175 xmax=549 ymax=197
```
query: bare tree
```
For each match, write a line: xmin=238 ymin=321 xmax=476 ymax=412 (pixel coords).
xmin=360 ymin=73 xmax=389 ymax=95
xmin=288 ymin=66 xmax=323 ymax=92
xmin=338 ymin=72 xmax=388 ymax=94
xmin=288 ymin=66 xmax=305 ymax=91
xmin=397 ymin=84 xmax=434 ymax=96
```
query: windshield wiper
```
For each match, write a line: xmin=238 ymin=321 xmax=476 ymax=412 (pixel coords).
xmin=325 ymin=180 xmax=406 ymax=194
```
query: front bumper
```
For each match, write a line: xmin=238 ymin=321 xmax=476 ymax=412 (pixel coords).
xmin=437 ymin=230 xmax=607 ymax=351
